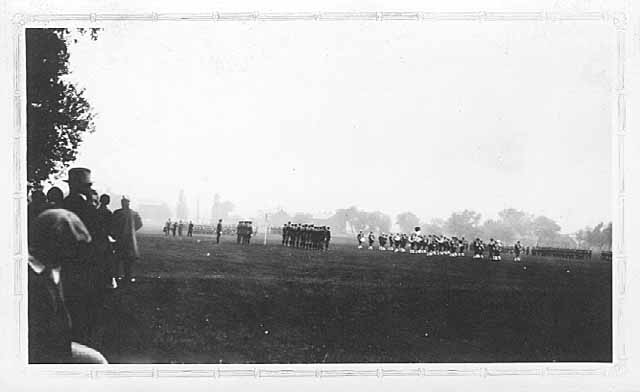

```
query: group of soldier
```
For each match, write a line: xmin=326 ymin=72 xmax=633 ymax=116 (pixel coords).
xmin=356 ymin=227 xmax=526 ymax=262
xmin=27 ymin=167 xmax=144 ymax=364
xmin=236 ymin=221 xmax=254 ymax=244
xmin=281 ymin=222 xmax=331 ymax=250
xmin=163 ymin=219 xmax=194 ymax=237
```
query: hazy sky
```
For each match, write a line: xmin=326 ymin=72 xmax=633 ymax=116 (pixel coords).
xmin=57 ymin=21 xmax=613 ymax=232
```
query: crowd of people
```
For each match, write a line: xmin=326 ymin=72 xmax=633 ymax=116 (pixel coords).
xmin=27 ymin=167 xmax=143 ymax=364
xmin=163 ymin=219 xmax=194 ymax=237
xmin=281 ymin=223 xmax=331 ymax=251
xmin=355 ymin=227 xmax=526 ymax=262
xmin=236 ymin=221 xmax=254 ymax=244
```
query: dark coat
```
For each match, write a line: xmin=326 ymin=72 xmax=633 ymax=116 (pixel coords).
xmin=28 ymin=266 xmax=72 ymax=364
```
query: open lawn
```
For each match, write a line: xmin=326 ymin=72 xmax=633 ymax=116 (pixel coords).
xmin=92 ymin=233 xmax=611 ymax=364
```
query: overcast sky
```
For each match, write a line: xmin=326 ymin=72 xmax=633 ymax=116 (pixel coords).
xmin=55 ymin=20 xmax=613 ymax=232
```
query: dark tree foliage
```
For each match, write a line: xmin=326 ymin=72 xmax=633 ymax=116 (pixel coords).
xmin=26 ymin=28 xmax=99 ymax=186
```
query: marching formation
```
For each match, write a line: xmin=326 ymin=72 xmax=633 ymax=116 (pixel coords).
xmin=281 ymin=222 xmax=331 ymax=250
xmin=356 ymin=227 xmax=526 ymax=262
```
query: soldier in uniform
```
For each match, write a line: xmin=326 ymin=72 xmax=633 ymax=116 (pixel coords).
xmin=282 ymin=222 xmax=289 ymax=246
xmin=493 ymin=240 xmax=502 ymax=261
xmin=378 ymin=233 xmax=387 ymax=251
xmin=164 ymin=219 xmax=171 ymax=236
xmin=172 ymin=221 xmax=178 ymax=237
xmin=187 ymin=221 xmax=194 ymax=237
xmin=399 ymin=233 xmax=408 ymax=252
xmin=357 ymin=231 xmax=364 ymax=249
xmin=367 ymin=231 xmax=375 ymax=250
xmin=324 ymin=226 xmax=331 ymax=251
xmin=216 ymin=219 xmax=223 ymax=244
xmin=513 ymin=240 xmax=523 ymax=262
xmin=392 ymin=233 xmax=401 ymax=252
xmin=460 ymin=237 xmax=467 ymax=256
xmin=236 ymin=221 xmax=243 ymax=244
xmin=488 ymin=238 xmax=495 ymax=260
xmin=295 ymin=224 xmax=302 ymax=248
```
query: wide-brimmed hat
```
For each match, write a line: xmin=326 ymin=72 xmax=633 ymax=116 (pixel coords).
xmin=65 ymin=167 xmax=92 ymax=186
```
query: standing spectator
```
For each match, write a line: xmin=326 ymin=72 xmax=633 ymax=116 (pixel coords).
xmin=216 ymin=219 xmax=223 ymax=244
xmin=46 ymin=186 xmax=64 ymax=209
xmin=245 ymin=222 xmax=253 ymax=244
xmin=61 ymin=168 xmax=100 ymax=344
xmin=187 ymin=221 xmax=194 ymax=237
xmin=164 ymin=219 xmax=171 ymax=236
xmin=28 ymin=209 xmax=107 ymax=364
xmin=28 ymin=190 xmax=48 ymax=245
xmin=97 ymin=194 xmax=116 ymax=289
xmin=236 ymin=221 xmax=243 ymax=244
xmin=178 ymin=220 xmax=184 ymax=237
xmin=172 ymin=221 xmax=178 ymax=237
xmin=111 ymin=196 xmax=143 ymax=284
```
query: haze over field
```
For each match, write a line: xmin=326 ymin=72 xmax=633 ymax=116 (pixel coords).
xmin=52 ymin=21 xmax=613 ymax=233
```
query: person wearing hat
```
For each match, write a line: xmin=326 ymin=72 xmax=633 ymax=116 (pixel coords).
xmin=111 ymin=196 xmax=143 ymax=284
xmin=28 ymin=209 xmax=108 ymax=364
xmin=61 ymin=168 xmax=101 ymax=344
xmin=63 ymin=168 xmax=98 ymax=234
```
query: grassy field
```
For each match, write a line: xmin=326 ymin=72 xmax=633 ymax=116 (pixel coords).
xmin=92 ymin=233 xmax=611 ymax=364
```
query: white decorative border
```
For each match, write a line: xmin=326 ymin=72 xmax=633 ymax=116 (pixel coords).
xmin=9 ymin=10 xmax=628 ymax=379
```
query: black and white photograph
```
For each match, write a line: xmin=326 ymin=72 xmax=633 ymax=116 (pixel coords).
xmin=3 ymin=1 xmax=638 ymax=385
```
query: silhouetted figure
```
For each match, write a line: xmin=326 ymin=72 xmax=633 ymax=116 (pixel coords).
xmin=46 ymin=186 xmax=64 ymax=209
xmin=187 ymin=221 xmax=194 ymax=237
xmin=216 ymin=219 xmax=223 ymax=244
xmin=111 ymin=196 xmax=143 ymax=284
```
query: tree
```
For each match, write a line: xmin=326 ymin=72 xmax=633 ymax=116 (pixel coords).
xmin=27 ymin=28 xmax=100 ymax=186
xmin=531 ymin=215 xmax=561 ymax=245
xmin=481 ymin=219 xmax=515 ymax=243
xmin=576 ymin=222 xmax=612 ymax=250
xmin=176 ymin=189 xmax=188 ymax=220
xmin=396 ymin=212 xmax=420 ymax=233
xmin=497 ymin=208 xmax=534 ymax=238
xmin=363 ymin=211 xmax=392 ymax=233
xmin=444 ymin=209 xmax=482 ymax=238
